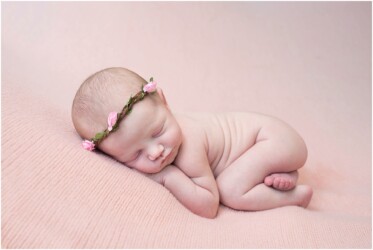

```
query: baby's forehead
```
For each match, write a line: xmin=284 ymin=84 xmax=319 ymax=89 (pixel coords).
xmin=125 ymin=98 xmax=162 ymax=126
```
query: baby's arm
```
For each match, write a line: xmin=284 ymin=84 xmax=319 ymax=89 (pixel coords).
xmin=148 ymin=143 xmax=219 ymax=218
xmin=159 ymin=162 xmax=219 ymax=218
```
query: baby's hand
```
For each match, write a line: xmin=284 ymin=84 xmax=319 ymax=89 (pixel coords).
xmin=133 ymin=165 xmax=219 ymax=218
xmin=144 ymin=171 xmax=164 ymax=185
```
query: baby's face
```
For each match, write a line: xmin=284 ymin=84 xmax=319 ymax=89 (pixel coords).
xmin=100 ymin=97 xmax=182 ymax=174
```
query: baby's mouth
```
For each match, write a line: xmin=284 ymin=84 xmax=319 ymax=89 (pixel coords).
xmin=161 ymin=148 xmax=174 ymax=165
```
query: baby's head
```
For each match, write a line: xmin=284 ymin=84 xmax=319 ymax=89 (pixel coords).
xmin=72 ymin=67 xmax=182 ymax=173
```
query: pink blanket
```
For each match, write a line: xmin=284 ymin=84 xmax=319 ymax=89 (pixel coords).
xmin=2 ymin=2 xmax=371 ymax=248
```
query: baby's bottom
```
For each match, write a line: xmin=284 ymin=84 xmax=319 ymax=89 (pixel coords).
xmin=216 ymin=119 xmax=313 ymax=211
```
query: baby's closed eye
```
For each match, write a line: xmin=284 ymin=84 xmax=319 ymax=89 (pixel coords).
xmin=128 ymin=150 xmax=141 ymax=162
xmin=152 ymin=124 xmax=165 ymax=138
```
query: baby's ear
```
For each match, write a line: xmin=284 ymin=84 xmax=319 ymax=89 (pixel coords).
xmin=156 ymin=88 xmax=169 ymax=108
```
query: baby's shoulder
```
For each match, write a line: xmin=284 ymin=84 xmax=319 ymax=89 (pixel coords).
xmin=173 ymin=113 xmax=209 ymax=152
xmin=174 ymin=113 xmax=208 ymax=147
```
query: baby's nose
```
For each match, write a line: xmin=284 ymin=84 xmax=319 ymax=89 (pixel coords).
xmin=148 ymin=144 xmax=165 ymax=161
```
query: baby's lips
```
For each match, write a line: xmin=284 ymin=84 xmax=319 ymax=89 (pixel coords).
xmin=161 ymin=149 xmax=172 ymax=163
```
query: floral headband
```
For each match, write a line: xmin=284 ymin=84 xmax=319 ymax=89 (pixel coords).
xmin=82 ymin=78 xmax=157 ymax=151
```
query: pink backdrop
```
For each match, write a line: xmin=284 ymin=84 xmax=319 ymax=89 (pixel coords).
xmin=2 ymin=2 xmax=371 ymax=248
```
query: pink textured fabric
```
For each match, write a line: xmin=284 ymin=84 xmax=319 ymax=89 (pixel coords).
xmin=2 ymin=2 xmax=371 ymax=248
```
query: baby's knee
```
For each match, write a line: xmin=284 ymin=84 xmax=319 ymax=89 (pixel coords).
xmin=218 ymin=187 xmax=257 ymax=211
xmin=218 ymin=189 xmax=244 ymax=210
xmin=217 ymin=177 xmax=235 ymax=206
xmin=217 ymin=178 xmax=252 ymax=210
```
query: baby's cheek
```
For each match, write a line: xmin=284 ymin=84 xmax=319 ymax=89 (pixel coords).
xmin=169 ymin=128 xmax=182 ymax=144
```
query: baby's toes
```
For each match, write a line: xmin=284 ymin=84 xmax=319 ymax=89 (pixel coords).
xmin=274 ymin=178 xmax=292 ymax=190
xmin=286 ymin=180 xmax=293 ymax=190
xmin=284 ymin=180 xmax=292 ymax=189
xmin=279 ymin=180 xmax=286 ymax=190
xmin=274 ymin=178 xmax=286 ymax=190
xmin=264 ymin=176 xmax=274 ymax=186
xmin=280 ymin=179 xmax=288 ymax=190
xmin=284 ymin=180 xmax=296 ymax=190
xmin=273 ymin=177 xmax=281 ymax=188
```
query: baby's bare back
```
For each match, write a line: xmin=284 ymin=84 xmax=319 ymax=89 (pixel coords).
xmin=174 ymin=112 xmax=279 ymax=177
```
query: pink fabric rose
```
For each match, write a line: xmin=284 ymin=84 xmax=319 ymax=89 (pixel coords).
xmin=143 ymin=81 xmax=157 ymax=93
xmin=82 ymin=140 xmax=95 ymax=151
xmin=107 ymin=112 xmax=118 ymax=131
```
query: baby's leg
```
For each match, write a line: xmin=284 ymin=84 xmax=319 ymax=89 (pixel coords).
xmin=239 ymin=183 xmax=312 ymax=210
xmin=216 ymin=120 xmax=312 ymax=211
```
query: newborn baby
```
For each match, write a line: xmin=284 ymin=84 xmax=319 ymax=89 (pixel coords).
xmin=72 ymin=67 xmax=313 ymax=218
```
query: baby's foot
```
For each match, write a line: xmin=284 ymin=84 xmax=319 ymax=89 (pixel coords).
xmin=264 ymin=171 xmax=298 ymax=191
xmin=294 ymin=185 xmax=313 ymax=208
